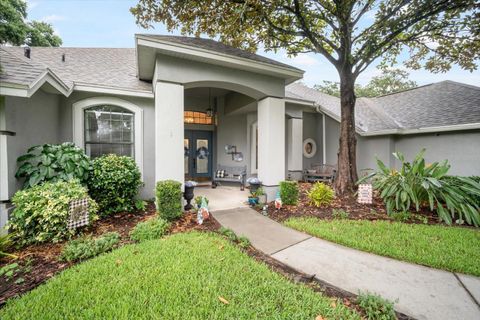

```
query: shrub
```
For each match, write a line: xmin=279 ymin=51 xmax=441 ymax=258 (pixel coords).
xmin=238 ymin=236 xmax=251 ymax=249
xmin=129 ymin=218 xmax=170 ymax=242
xmin=88 ymin=154 xmax=142 ymax=215
xmin=360 ymin=149 xmax=480 ymax=226
xmin=59 ymin=232 xmax=120 ymax=262
xmin=307 ymin=182 xmax=335 ymax=207
xmin=155 ymin=180 xmax=183 ymax=221
xmin=8 ymin=180 xmax=98 ymax=246
xmin=219 ymin=227 xmax=238 ymax=242
xmin=332 ymin=209 xmax=350 ymax=219
xmin=15 ymin=142 xmax=92 ymax=188
xmin=356 ymin=291 xmax=396 ymax=320
xmin=390 ymin=211 xmax=411 ymax=222
xmin=279 ymin=181 xmax=299 ymax=205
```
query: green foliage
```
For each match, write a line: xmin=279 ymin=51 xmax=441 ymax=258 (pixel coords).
xmin=0 ymin=233 xmax=18 ymax=259
xmin=279 ymin=181 xmax=299 ymax=205
xmin=134 ymin=200 xmax=147 ymax=211
xmin=59 ymin=232 xmax=120 ymax=262
xmin=155 ymin=180 xmax=183 ymax=221
xmin=252 ymin=187 xmax=265 ymax=197
xmin=15 ymin=143 xmax=92 ymax=188
xmin=0 ymin=263 xmax=21 ymax=281
xmin=219 ymin=227 xmax=238 ymax=242
xmin=0 ymin=233 xmax=359 ymax=319
xmin=332 ymin=209 xmax=350 ymax=219
xmin=357 ymin=292 xmax=396 ymax=320
xmin=0 ymin=0 xmax=61 ymax=46
xmin=129 ymin=218 xmax=170 ymax=242
xmin=390 ymin=211 xmax=411 ymax=223
xmin=307 ymin=182 xmax=335 ymax=207
xmin=360 ymin=149 xmax=480 ymax=226
xmin=285 ymin=217 xmax=480 ymax=276
xmin=8 ymin=180 xmax=98 ymax=246
xmin=238 ymin=236 xmax=251 ymax=249
xmin=194 ymin=195 xmax=209 ymax=207
xmin=88 ymin=154 xmax=142 ymax=215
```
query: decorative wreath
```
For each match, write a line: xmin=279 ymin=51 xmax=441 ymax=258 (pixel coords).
xmin=303 ymin=138 xmax=317 ymax=158
xmin=196 ymin=146 xmax=209 ymax=159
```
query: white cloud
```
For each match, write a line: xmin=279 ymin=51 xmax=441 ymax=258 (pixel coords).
xmin=283 ymin=53 xmax=320 ymax=67
xmin=42 ymin=15 xmax=67 ymax=23
xmin=27 ymin=1 xmax=39 ymax=10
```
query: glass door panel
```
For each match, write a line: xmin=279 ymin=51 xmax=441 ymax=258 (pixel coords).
xmin=196 ymin=139 xmax=209 ymax=174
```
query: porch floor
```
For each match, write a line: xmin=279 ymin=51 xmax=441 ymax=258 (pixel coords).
xmin=195 ymin=185 xmax=249 ymax=211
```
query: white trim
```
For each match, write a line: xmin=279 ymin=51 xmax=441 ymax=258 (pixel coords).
xmin=250 ymin=121 xmax=258 ymax=174
xmin=136 ymin=36 xmax=304 ymax=82
xmin=322 ymin=113 xmax=326 ymax=164
xmin=73 ymin=83 xmax=154 ymax=99
xmin=72 ymin=97 xmax=144 ymax=178
xmin=360 ymin=122 xmax=480 ymax=136
xmin=0 ymin=97 xmax=8 ymax=201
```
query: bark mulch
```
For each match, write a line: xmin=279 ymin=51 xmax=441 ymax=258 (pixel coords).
xmin=261 ymin=182 xmax=444 ymax=226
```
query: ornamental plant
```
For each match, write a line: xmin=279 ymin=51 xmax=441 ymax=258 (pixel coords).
xmin=129 ymin=217 xmax=170 ymax=242
xmin=279 ymin=181 xmax=299 ymax=205
xmin=15 ymin=142 xmax=92 ymax=188
xmin=307 ymin=182 xmax=335 ymax=207
xmin=155 ymin=180 xmax=183 ymax=221
xmin=8 ymin=180 xmax=98 ymax=246
xmin=87 ymin=154 xmax=142 ymax=215
xmin=59 ymin=232 xmax=120 ymax=262
xmin=360 ymin=149 xmax=480 ymax=226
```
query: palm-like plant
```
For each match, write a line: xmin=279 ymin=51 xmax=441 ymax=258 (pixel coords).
xmin=360 ymin=149 xmax=480 ymax=226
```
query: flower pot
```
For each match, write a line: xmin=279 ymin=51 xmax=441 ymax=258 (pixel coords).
xmin=248 ymin=196 xmax=259 ymax=206
xmin=183 ymin=186 xmax=195 ymax=210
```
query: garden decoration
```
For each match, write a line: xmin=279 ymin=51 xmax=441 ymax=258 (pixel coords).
xmin=197 ymin=196 xmax=209 ymax=225
xmin=183 ymin=181 xmax=197 ymax=210
xmin=67 ymin=198 xmax=90 ymax=229
xmin=357 ymin=184 xmax=373 ymax=204
xmin=262 ymin=205 xmax=268 ymax=216
xmin=275 ymin=191 xmax=282 ymax=210
xmin=247 ymin=177 xmax=262 ymax=194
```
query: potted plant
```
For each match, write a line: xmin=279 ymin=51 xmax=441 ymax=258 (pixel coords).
xmin=246 ymin=177 xmax=262 ymax=194
xmin=183 ymin=181 xmax=197 ymax=210
xmin=256 ymin=187 xmax=267 ymax=204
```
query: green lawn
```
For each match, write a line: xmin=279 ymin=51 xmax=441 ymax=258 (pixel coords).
xmin=285 ymin=217 xmax=480 ymax=276
xmin=1 ymin=232 xmax=359 ymax=320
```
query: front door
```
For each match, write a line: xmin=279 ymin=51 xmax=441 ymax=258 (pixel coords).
xmin=184 ymin=130 xmax=213 ymax=180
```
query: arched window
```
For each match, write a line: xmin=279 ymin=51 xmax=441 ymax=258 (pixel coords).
xmin=73 ymin=97 xmax=143 ymax=176
xmin=84 ymin=105 xmax=134 ymax=158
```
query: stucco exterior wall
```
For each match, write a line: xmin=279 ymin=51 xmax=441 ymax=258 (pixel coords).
xmin=4 ymin=90 xmax=62 ymax=198
xmin=394 ymin=131 xmax=480 ymax=176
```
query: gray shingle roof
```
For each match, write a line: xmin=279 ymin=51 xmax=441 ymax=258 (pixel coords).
xmin=137 ymin=34 xmax=302 ymax=72
xmin=1 ymin=47 xmax=151 ymax=92
xmin=0 ymin=48 xmax=46 ymax=87
xmin=286 ymin=81 xmax=480 ymax=133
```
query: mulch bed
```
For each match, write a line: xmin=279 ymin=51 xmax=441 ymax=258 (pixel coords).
xmin=260 ymin=182 xmax=444 ymax=226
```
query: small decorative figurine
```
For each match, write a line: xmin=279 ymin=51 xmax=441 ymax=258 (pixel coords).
xmin=197 ymin=196 xmax=210 ymax=225
xmin=262 ymin=205 xmax=268 ymax=216
xmin=274 ymin=191 xmax=282 ymax=210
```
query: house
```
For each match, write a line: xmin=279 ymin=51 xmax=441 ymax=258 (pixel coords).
xmin=1 ymin=34 xmax=479 ymax=227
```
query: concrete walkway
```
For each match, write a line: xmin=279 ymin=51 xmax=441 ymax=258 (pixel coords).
xmin=212 ymin=207 xmax=480 ymax=320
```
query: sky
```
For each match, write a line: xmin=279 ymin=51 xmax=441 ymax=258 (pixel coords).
xmin=26 ymin=0 xmax=479 ymax=87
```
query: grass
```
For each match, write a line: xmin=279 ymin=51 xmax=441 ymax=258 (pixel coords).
xmin=285 ymin=217 xmax=480 ymax=276
xmin=0 ymin=232 xmax=359 ymax=319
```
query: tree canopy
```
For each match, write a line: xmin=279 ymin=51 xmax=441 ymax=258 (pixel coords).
xmin=315 ymin=68 xmax=417 ymax=97
xmin=0 ymin=0 xmax=62 ymax=46
xmin=131 ymin=0 xmax=480 ymax=193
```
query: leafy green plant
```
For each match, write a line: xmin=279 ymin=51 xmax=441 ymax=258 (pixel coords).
xmin=59 ymin=232 xmax=120 ymax=262
xmin=390 ymin=211 xmax=411 ymax=222
xmin=252 ymin=187 xmax=265 ymax=197
xmin=155 ymin=180 xmax=183 ymax=221
xmin=356 ymin=291 xmax=397 ymax=320
xmin=307 ymin=182 xmax=335 ymax=207
xmin=332 ymin=209 xmax=350 ymax=219
xmin=8 ymin=180 xmax=98 ymax=246
xmin=87 ymin=154 xmax=142 ymax=215
xmin=129 ymin=218 xmax=170 ymax=242
xmin=238 ymin=236 xmax=251 ymax=249
xmin=360 ymin=149 xmax=480 ymax=226
xmin=15 ymin=142 xmax=92 ymax=188
xmin=219 ymin=227 xmax=238 ymax=242
xmin=279 ymin=181 xmax=299 ymax=205
xmin=0 ymin=233 xmax=18 ymax=259
xmin=0 ymin=263 xmax=21 ymax=281
xmin=135 ymin=200 xmax=147 ymax=211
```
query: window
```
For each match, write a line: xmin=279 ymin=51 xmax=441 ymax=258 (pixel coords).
xmin=184 ymin=111 xmax=213 ymax=125
xmin=84 ymin=105 xmax=134 ymax=158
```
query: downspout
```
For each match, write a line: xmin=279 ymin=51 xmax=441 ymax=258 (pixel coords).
xmin=314 ymin=103 xmax=327 ymax=165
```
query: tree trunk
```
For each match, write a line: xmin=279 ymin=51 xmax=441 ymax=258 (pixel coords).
xmin=335 ymin=67 xmax=358 ymax=195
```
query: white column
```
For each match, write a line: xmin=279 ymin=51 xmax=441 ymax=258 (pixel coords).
xmin=258 ymin=97 xmax=285 ymax=199
xmin=287 ymin=118 xmax=303 ymax=171
xmin=0 ymin=97 xmax=8 ymax=201
xmin=155 ymin=81 xmax=184 ymax=185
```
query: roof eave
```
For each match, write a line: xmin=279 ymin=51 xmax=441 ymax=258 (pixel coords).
xmin=135 ymin=35 xmax=304 ymax=82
